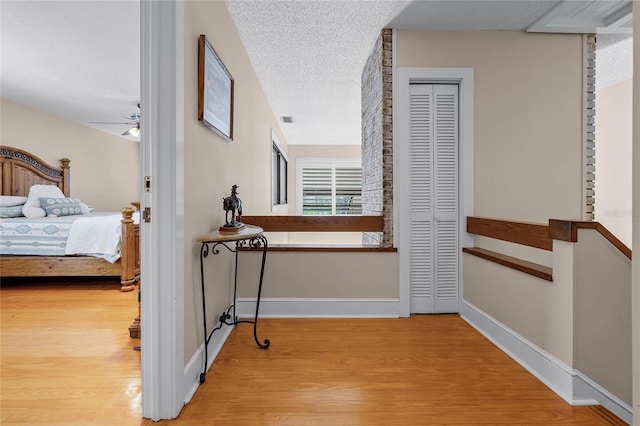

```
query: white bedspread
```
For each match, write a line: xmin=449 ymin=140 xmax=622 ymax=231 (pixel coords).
xmin=65 ymin=212 xmax=139 ymax=263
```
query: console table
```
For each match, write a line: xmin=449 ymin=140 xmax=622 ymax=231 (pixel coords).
xmin=196 ymin=225 xmax=270 ymax=383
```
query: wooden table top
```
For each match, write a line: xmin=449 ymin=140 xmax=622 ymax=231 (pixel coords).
xmin=196 ymin=225 xmax=264 ymax=243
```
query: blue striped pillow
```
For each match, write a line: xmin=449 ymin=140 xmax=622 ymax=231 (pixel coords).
xmin=0 ymin=205 xmax=25 ymax=218
xmin=38 ymin=197 xmax=84 ymax=217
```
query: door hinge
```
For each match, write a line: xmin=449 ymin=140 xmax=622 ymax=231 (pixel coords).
xmin=143 ymin=207 xmax=151 ymax=223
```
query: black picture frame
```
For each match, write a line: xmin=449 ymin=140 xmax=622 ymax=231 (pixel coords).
xmin=198 ymin=34 xmax=234 ymax=141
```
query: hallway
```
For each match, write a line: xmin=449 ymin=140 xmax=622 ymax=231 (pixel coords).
xmin=0 ymin=281 xmax=625 ymax=425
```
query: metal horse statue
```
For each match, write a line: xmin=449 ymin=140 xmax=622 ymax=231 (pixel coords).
xmin=222 ymin=185 xmax=243 ymax=228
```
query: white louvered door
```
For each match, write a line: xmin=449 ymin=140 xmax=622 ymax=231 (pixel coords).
xmin=409 ymin=84 xmax=459 ymax=313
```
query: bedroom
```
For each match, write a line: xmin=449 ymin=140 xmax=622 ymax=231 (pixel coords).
xmin=0 ymin=1 xmax=145 ymax=421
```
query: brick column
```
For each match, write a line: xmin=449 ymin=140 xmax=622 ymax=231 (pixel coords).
xmin=585 ymin=34 xmax=596 ymax=220
xmin=361 ymin=29 xmax=393 ymax=247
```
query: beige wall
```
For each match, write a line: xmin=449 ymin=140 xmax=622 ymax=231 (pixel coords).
xmin=0 ymin=98 xmax=140 ymax=211
xmin=396 ymin=31 xmax=584 ymax=223
xmin=463 ymin=251 xmax=574 ymax=365
xmin=595 ymin=79 xmax=632 ymax=248
xmin=396 ymin=31 xmax=584 ymax=365
xmin=183 ymin=1 xmax=288 ymax=364
xmin=237 ymin=251 xmax=398 ymax=298
xmin=632 ymin=4 xmax=640 ymax=421
xmin=573 ymin=229 xmax=632 ymax=405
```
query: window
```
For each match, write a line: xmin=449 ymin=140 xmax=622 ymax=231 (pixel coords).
xmin=296 ymin=159 xmax=362 ymax=215
xmin=271 ymin=132 xmax=288 ymax=206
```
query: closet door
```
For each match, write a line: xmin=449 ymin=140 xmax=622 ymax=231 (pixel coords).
xmin=409 ymin=84 xmax=459 ymax=313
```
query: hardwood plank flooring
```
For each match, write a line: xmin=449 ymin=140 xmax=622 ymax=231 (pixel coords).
xmin=1 ymin=280 xmax=627 ymax=425
xmin=1 ymin=278 xmax=141 ymax=426
xmin=164 ymin=318 xmax=627 ymax=426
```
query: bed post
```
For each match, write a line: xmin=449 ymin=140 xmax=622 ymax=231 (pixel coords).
xmin=120 ymin=207 xmax=138 ymax=292
xmin=59 ymin=158 xmax=70 ymax=196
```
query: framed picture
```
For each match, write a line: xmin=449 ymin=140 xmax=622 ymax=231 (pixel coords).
xmin=198 ymin=34 xmax=234 ymax=141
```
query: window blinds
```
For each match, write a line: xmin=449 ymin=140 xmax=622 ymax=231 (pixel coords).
xmin=301 ymin=165 xmax=362 ymax=215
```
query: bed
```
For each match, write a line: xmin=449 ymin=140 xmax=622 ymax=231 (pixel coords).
xmin=0 ymin=146 xmax=140 ymax=292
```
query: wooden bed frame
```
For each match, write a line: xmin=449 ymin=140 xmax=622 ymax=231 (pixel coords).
xmin=0 ymin=146 xmax=140 ymax=292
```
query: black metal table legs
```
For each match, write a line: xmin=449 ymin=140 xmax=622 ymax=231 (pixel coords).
xmin=199 ymin=235 xmax=269 ymax=384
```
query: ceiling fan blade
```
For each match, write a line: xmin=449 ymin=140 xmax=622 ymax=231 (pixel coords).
xmin=89 ymin=121 xmax=135 ymax=125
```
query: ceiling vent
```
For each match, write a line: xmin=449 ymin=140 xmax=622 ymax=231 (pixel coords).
xmin=281 ymin=116 xmax=293 ymax=124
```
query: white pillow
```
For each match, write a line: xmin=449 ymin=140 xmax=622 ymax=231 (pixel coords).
xmin=0 ymin=195 xmax=28 ymax=207
xmin=22 ymin=185 xmax=90 ymax=218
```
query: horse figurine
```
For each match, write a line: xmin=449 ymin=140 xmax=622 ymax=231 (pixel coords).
xmin=222 ymin=185 xmax=243 ymax=228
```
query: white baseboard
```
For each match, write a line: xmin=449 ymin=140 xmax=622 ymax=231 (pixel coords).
xmin=460 ymin=300 xmax=574 ymax=403
xmin=573 ymin=370 xmax=632 ymax=424
xmin=182 ymin=322 xmax=234 ymax=404
xmin=235 ymin=297 xmax=401 ymax=318
xmin=460 ymin=300 xmax=632 ymax=424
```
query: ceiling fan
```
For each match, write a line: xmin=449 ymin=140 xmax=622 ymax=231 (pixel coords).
xmin=90 ymin=103 xmax=140 ymax=137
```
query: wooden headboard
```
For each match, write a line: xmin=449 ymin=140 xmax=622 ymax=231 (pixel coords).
xmin=0 ymin=146 xmax=70 ymax=197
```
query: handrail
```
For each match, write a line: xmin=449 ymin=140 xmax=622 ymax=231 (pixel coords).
xmin=241 ymin=215 xmax=383 ymax=233
xmin=464 ymin=216 xmax=632 ymax=281
xmin=464 ymin=216 xmax=552 ymax=281
xmin=238 ymin=244 xmax=397 ymax=252
xmin=466 ymin=217 xmax=552 ymax=251
xmin=462 ymin=247 xmax=553 ymax=281
xmin=549 ymin=219 xmax=631 ymax=260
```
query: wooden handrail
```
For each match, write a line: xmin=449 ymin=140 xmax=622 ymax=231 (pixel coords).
xmin=549 ymin=219 xmax=631 ymax=260
xmin=463 ymin=247 xmax=552 ymax=281
xmin=238 ymin=244 xmax=397 ymax=252
xmin=464 ymin=216 xmax=632 ymax=281
xmin=466 ymin=217 xmax=552 ymax=251
xmin=241 ymin=215 xmax=383 ymax=233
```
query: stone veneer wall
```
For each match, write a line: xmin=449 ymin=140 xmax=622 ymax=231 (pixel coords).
xmin=585 ymin=34 xmax=596 ymax=221
xmin=361 ymin=29 xmax=393 ymax=247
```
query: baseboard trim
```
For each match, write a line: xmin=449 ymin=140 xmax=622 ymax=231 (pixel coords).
xmin=460 ymin=300 xmax=574 ymax=403
xmin=573 ymin=370 xmax=632 ymax=424
xmin=182 ymin=322 xmax=234 ymax=404
xmin=235 ymin=297 xmax=401 ymax=318
xmin=460 ymin=300 xmax=632 ymax=424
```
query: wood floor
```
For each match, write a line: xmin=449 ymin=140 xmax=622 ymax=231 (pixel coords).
xmin=1 ymin=278 xmax=141 ymax=425
xmin=1 ymin=280 xmax=627 ymax=425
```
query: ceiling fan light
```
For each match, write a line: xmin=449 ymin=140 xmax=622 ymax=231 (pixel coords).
xmin=123 ymin=124 xmax=140 ymax=137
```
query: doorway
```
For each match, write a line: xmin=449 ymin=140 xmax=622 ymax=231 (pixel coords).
xmin=407 ymin=83 xmax=459 ymax=313
xmin=395 ymin=67 xmax=475 ymax=317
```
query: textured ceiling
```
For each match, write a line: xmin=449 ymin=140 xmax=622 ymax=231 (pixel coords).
xmin=227 ymin=0 xmax=631 ymax=146
xmin=0 ymin=0 xmax=634 ymax=146
xmin=226 ymin=0 xmax=562 ymax=146
xmin=226 ymin=0 xmax=410 ymax=146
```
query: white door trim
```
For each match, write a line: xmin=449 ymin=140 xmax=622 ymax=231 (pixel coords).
xmin=140 ymin=0 xmax=185 ymax=420
xmin=394 ymin=67 xmax=475 ymax=317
